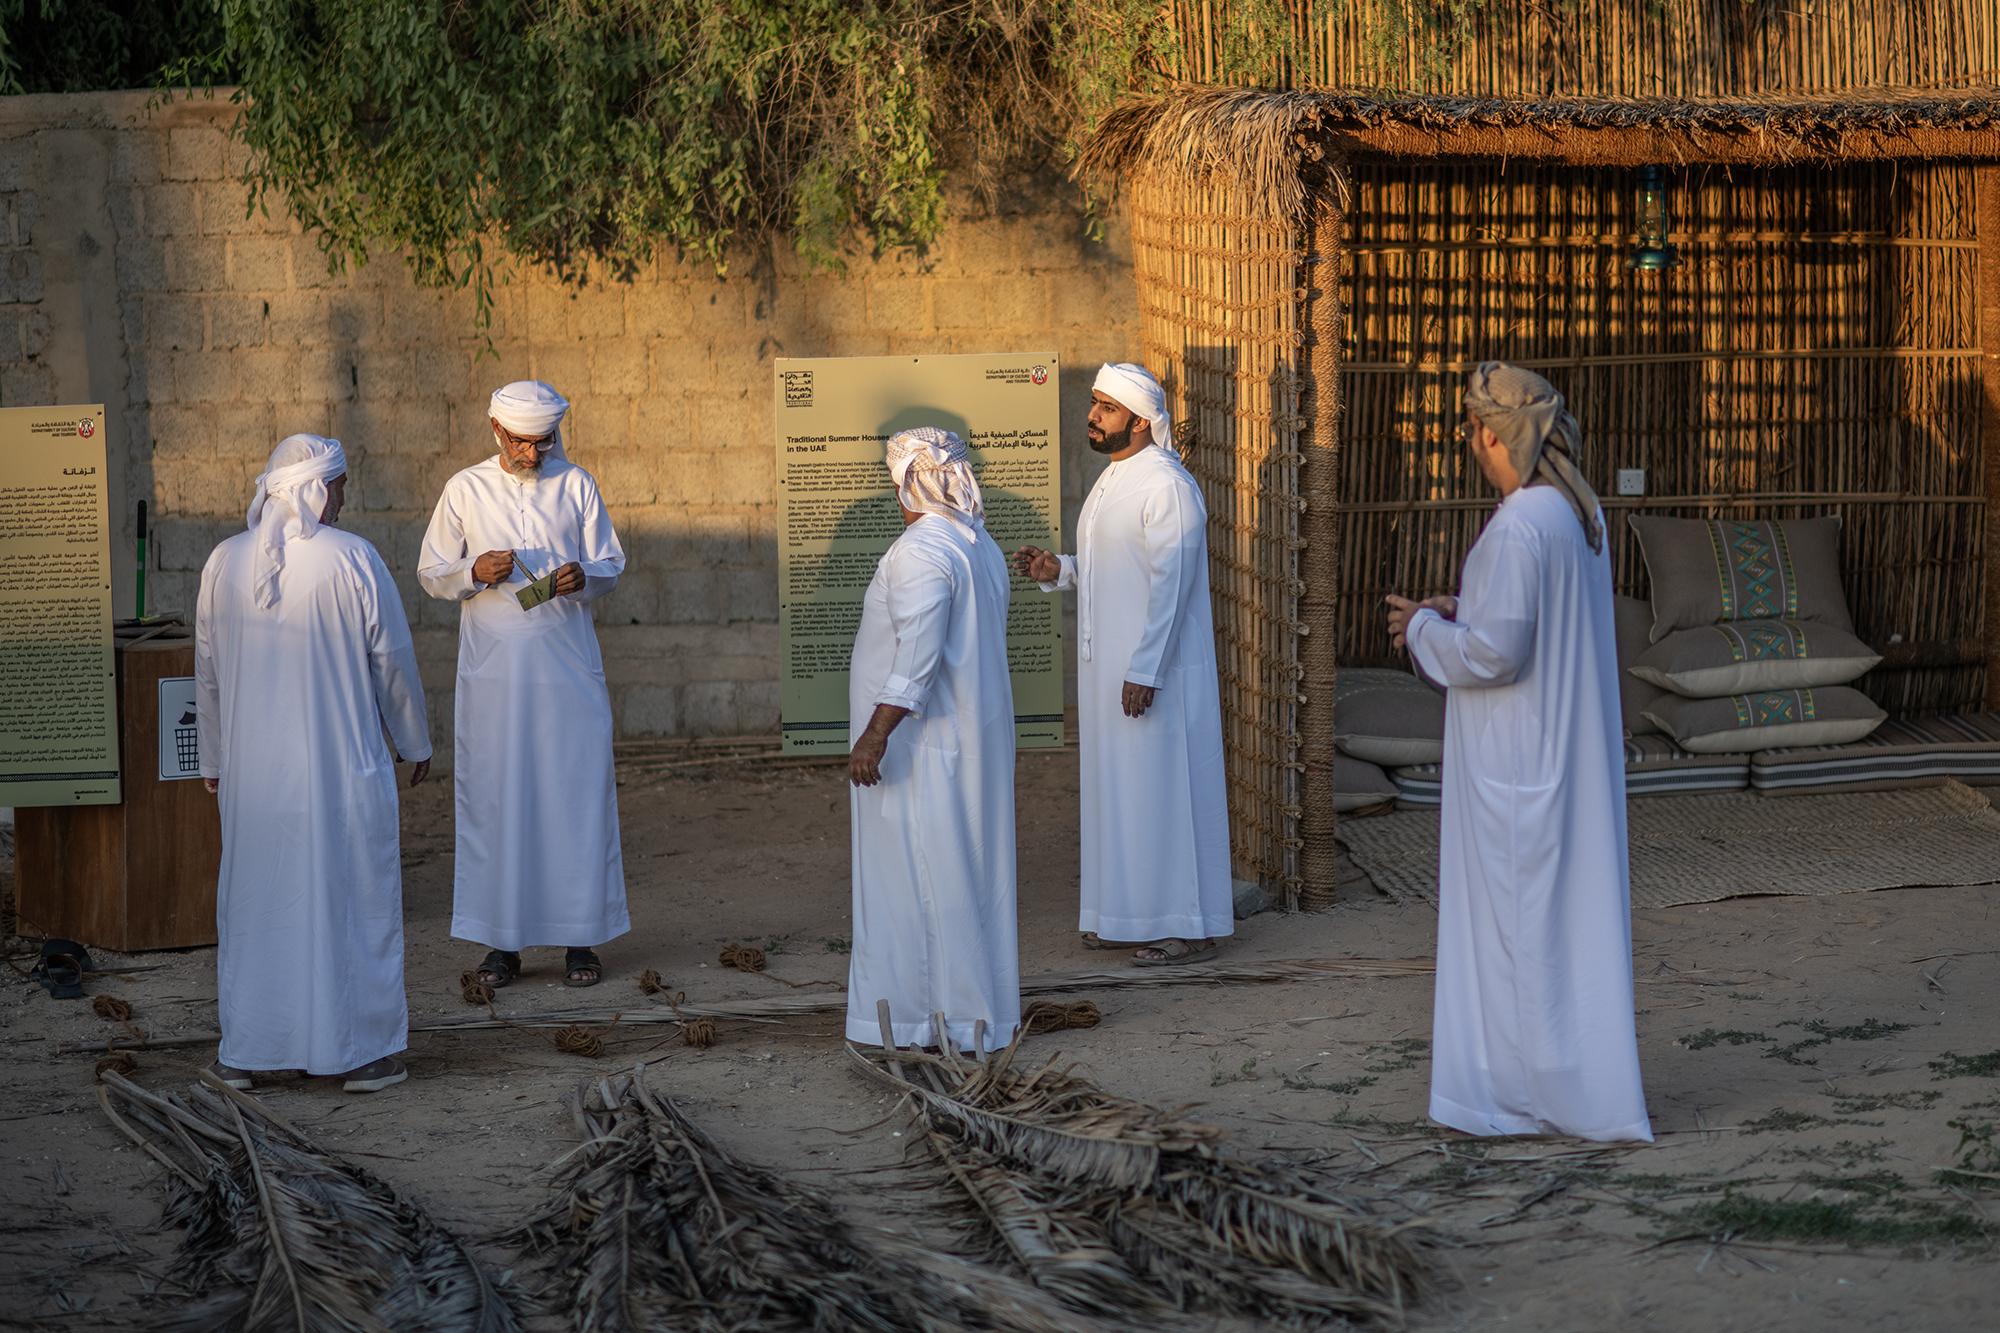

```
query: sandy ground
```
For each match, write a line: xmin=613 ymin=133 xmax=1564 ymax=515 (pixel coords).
xmin=4 ymin=746 xmax=2000 ymax=1331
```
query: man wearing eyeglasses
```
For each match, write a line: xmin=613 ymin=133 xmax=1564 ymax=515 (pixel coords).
xmin=419 ymin=380 xmax=630 ymax=992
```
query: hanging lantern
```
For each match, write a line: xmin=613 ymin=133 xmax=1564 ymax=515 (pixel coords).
xmin=1629 ymin=164 xmax=1679 ymax=271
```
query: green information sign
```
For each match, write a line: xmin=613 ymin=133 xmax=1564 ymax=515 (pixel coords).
xmin=775 ymin=353 xmax=1065 ymax=756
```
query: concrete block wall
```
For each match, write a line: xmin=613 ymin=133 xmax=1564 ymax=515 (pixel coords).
xmin=1 ymin=92 xmax=1140 ymax=761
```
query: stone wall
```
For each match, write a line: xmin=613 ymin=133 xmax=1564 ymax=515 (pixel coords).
xmin=0 ymin=91 xmax=1139 ymax=759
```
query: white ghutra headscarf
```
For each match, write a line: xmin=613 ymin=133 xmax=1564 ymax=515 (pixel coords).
xmin=490 ymin=379 xmax=570 ymax=460
xmin=886 ymin=426 xmax=983 ymax=524
xmin=246 ymin=433 xmax=346 ymax=609
xmin=1093 ymin=362 xmax=1173 ymax=451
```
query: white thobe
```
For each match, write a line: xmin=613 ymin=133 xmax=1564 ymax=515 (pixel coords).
xmin=1406 ymin=486 xmax=1653 ymax=1142
xmin=1042 ymin=445 xmax=1233 ymax=941
xmin=195 ymin=527 xmax=430 ymax=1074
xmin=846 ymin=514 xmax=1020 ymax=1053
xmin=418 ymin=456 xmax=629 ymax=951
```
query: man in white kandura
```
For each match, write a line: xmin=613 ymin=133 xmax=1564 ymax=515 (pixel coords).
xmin=1013 ymin=363 xmax=1233 ymax=966
xmin=196 ymin=433 xmax=431 ymax=1093
xmin=846 ymin=427 xmax=1020 ymax=1052
xmin=419 ymin=380 xmax=629 ymax=991
xmin=1385 ymin=362 xmax=1652 ymax=1142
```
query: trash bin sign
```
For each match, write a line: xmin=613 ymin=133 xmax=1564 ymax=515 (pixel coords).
xmin=157 ymin=677 xmax=200 ymax=782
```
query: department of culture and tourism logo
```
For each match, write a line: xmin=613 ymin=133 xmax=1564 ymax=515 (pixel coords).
xmin=77 ymin=418 xmax=96 ymax=438
xmin=1030 ymin=365 xmax=1048 ymax=385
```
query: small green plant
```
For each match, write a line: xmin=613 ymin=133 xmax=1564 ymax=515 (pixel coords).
xmin=1937 ymin=1118 xmax=2000 ymax=1185
xmin=1829 ymin=1090 xmax=1941 ymax=1115
xmin=1930 ymin=1050 xmax=2000 ymax=1081
xmin=1680 ymin=1028 xmax=1770 ymax=1050
xmin=1209 ymin=1055 xmax=1259 ymax=1087
xmin=1741 ymin=1109 xmax=1841 ymax=1135
xmin=1683 ymin=1192 xmax=1990 ymax=1247
xmin=1281 ymin=1071 xmax=1378 ymax=1096
xmin=1363 ymin=1038 xmax=1431 ymax=1074
xmin=1325 ymin=1108 xmax=1443 ymax=1138
xmin=1766 ymin=1017 xmax=1912 ymax=1067
xmin=822 ymin=936 xmax=851 ymax=954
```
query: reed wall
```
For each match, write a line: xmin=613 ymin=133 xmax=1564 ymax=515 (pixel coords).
xmin=1336 ymin=159 xmax=1984 ymax=716
xmin=1165 ymin=0 xmax=1998 ymax=97
xmin=1126 ymin=168 xmax=1308 ymax=901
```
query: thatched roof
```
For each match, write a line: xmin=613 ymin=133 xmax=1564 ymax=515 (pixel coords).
xmin=1078 ymin=84 xmax=2000 ymax=217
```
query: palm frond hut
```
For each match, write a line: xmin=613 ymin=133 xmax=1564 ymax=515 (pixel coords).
xmin=1078 ymin=0 xmax=2000 ymax=910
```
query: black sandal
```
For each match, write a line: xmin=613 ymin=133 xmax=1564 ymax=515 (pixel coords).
xmin=475 ymin=950 xmax=521 ymax=988
xmin=564 ymin=947 xmax=603 ymax=989
xmin=32 ymin=939 xmax=92 ymax=1000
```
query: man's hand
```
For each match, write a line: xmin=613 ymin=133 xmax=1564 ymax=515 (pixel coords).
xmin=848 ymin=730 xmax=889 ymax=787
xmin=848 ymin=704 xmax=911 ymax=787
xmin=203 ymin=777 xmax=218 ymax=795
xmin=552 ymin=561 xmax=585 ymax=597
xmin=472 ymin=550 xmax=515 ymax=585
xmin=1385 ymin=594 xmax=1420 ymax=651
xmin=409 ymin=758 xmax=431 ymax=788
xmin=1420 ymin=594 xmax=1459 ymax=620
xmin=1012 ymin=545 xmax=1062 ymax=583
xmin=1122 ymin=681 xmax=1157 ymax=718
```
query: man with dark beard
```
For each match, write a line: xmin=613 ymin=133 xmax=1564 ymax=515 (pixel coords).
xmin=1012 ymin=363 xmax=1233 ymax=965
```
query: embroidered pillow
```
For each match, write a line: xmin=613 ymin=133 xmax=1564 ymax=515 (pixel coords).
xmin=1629 ymin=515 xmax=1852 ymax=643
xmin=1631 ymin=621 xmax=1880 ymax=698
xmin=1643 ymin=686 xmax=1884 ymax=755
xmin=1334 ymin=668 xmax=1446 ymax=768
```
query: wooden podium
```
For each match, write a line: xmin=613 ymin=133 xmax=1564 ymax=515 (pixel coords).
xmin=16 ymin=625 xmax=222 ymax=951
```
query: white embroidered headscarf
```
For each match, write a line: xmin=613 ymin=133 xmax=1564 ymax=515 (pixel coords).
xmin=886 ymin=426 xmax=983 ymax=524
xmin=1093 ymin=362 xmax=1173 ymax=451
xmin=246 ymin=433 xmax=345 ymax=609
xmin=490 ymin=379 xmax=570 ymax=460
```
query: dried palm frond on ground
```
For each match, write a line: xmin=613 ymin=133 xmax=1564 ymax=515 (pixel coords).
xmin=508 ymin=1066 xmax=1123 ymax=1333
xmin=96 ymin=1072 xmax=519 ymax=1332
xmin=851 ymin=1020 xmax=1433 ymax=1326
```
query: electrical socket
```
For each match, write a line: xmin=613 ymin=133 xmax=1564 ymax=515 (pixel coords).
xmin=1616 ymin=468 xmax=1646 ymax=497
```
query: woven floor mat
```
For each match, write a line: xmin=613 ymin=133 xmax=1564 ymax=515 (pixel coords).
xmin=1334 ymin=780 xmax=2000 ymax=910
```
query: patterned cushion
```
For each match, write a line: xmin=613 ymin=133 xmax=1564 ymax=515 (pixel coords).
xmin=1334 ymin=753 xmax=1399 ymax=812
xmin=1631 ymin=621 xmax=1879 ymax=698
xmin=1388 ymin=734 xmax=1749 ymax=808
xmin=1615 ymin=594 xmax=1667 ymax=735
xmin=1334 ymin=668 xmax=1446 ymax=767
xmin=1644 ymin=686 xmax=1884 ymax=754
xmin=1630 ymin=515 xmax=1852 ymax=643
xmin=1750 ymin=713 xmax=2000 ymax=793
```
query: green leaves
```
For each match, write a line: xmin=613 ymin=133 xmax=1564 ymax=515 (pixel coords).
xmin=205 ymin=1 xmax=1195 ymax=316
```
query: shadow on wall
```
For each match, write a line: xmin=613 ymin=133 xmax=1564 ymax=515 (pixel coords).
xmin=19 ymin=96 xmax=1137 ymax=751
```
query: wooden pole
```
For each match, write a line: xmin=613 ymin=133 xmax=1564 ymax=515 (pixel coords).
xmin=1978 ymin=167 xmax=2000 ymax=709
xmin=1296 ymin=174 xmax=1346 ymax=910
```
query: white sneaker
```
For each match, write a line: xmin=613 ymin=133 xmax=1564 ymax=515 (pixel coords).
xmin=341 ymin=1057 xmax=408 ymax=1094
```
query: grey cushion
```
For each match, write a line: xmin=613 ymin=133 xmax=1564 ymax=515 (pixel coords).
xmin=1631 ymin=621 xmax=1880 ymax=698
xmin=1750 ymin=713 xmax=2000 ymax=793
xmin=1334 ymin=668 xmax=1445 ymax=767
xmin=1334 ymin=753 xmax=1399 ymax=812
xmin=1630 ymin=515 xmax=1852 ymax=643
xmin=1643 ymin=686 xmax=1884 ymax=754
xmin=1615 ymin=594 xmax=1666 ymax=735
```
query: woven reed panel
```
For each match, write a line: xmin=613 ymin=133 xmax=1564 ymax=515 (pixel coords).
xmin=1125 ymin=170 xmax=1307 ymax=901
xmin=1167 ymin=0 xmax=1998 ymax=97
xmin=1336 ymin=159 xmax=1983 ymax=716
